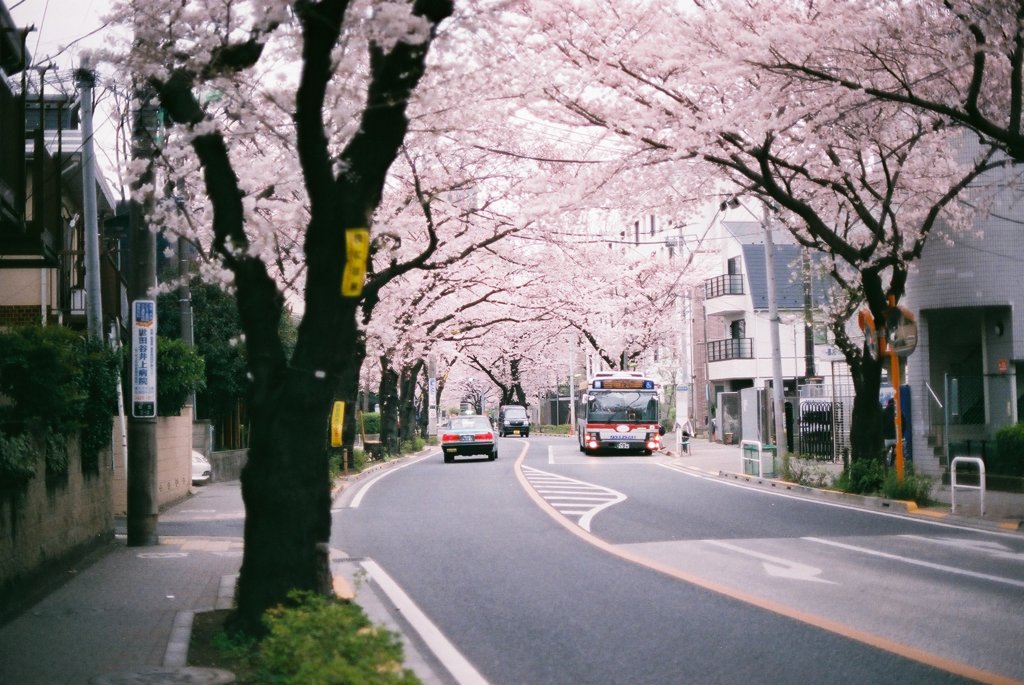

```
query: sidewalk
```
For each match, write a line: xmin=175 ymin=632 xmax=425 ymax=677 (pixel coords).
xmin=0 ymin=483 xmax=243 ymax=685
xmin=662 ymin=433 xmax=1024 ymax=529
xmin=2 ymin=442 xmax=1021 ymax=684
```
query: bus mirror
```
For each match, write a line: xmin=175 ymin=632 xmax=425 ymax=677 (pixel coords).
xmin=658 ymin=425 xmax=666 ymax=436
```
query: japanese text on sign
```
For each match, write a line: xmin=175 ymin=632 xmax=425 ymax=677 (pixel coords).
xmin=341 ymin=228 xmax=369 ymax=297
xmin=132 ymin=300 xmax=157 ymax=417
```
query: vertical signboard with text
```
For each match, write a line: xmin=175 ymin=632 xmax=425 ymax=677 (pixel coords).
xmin=132 ymin=300 xmax=157 ymax=418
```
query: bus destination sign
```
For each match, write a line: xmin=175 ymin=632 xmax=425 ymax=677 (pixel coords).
xmin=593 ymin=379 xmax=655 ymax=390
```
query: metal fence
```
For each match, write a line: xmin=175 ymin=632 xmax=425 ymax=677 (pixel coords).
xmin=790 ymin=382 xmax=855 ymax=462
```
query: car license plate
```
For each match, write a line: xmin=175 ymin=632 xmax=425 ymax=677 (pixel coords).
xmin=460 ymin=435 xmax=473 ymax=441
xmin=616 ymin=442 xmax=630 ymax=449
xmin=513 ymin=429 xmax=520 ymax=435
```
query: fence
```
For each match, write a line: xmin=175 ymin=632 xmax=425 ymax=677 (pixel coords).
xmin=790 ymin=381 xmax=855 ymax=463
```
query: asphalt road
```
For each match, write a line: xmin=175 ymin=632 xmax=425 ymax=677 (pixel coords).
xmin=331 ymin=436 xmax=1024 ymax=685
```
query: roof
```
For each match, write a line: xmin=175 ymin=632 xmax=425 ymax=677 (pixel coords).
xmin=26 ymin=129 xmax=116 ymax=213
xmin=741 ymin=243 xmax=832 ymax=311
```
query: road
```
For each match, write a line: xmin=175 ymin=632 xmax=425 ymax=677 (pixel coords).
xmin=331 ymin=435 xmax=1024 ymax=685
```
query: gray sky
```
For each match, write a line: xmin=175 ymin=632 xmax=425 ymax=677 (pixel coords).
xmin=9 ymin=0 xmax=110 ymax=71
xmin=10 ymin=0 xmax=124 ymax=196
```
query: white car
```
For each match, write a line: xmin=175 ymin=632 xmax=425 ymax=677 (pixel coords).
xmin=191 ymin=450 xmax=212 ymax=485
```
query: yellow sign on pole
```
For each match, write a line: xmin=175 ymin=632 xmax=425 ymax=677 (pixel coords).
xmin=330 ymin=401 xmax=345 ymax=447
xmin=341 ymin=228 xmax=370 ymax=297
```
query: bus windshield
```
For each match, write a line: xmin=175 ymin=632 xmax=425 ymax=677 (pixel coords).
xmin=586 ymin=391 xmax=659 ymax=423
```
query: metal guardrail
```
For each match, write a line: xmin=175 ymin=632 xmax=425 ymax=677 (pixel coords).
xmin=950 ymin=456 xmax=986 ymax=516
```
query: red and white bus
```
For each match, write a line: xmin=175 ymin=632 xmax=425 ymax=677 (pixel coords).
xmin=576 ymin=371 xmax=663 ymax=455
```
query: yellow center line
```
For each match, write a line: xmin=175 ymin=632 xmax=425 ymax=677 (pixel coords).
xmin=513 ymin=452 xmax=1020 ymax=685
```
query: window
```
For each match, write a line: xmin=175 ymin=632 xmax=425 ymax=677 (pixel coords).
xmin=730 ymin=319 xmax=745 ymax=339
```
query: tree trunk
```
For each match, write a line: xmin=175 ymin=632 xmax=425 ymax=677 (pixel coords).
xmin=848 ymin=346 xmax=886 ymax=465
xmin=379 ymin=358 xmax=400 ymax=454
xmin=399 ymin=360 xmax=424 ymax=442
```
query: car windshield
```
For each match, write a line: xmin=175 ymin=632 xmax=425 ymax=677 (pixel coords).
xmin=503 ymin=407 xmax=527 ymax=419
xmin=587 ymin=392 xmax=659 ymax=422
xmin=448 ymin=416 xmax=491 ymax=431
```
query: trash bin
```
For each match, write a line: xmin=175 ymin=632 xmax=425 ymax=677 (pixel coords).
xmin=742 ymin=443 xmax=759 ymax=475
xmin=761 ymin=444 xmax=776 ymax=477
xmin=742 ymin=442 xmax=776 ymax=477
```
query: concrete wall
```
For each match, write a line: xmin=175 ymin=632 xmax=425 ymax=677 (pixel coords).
xmin=110 ymin=407 xmax=193 ymax=516
xmin=0 ymin=434 xmax=113 ymax=612
xmin=210 ymin=449 xmax=247 ymax=482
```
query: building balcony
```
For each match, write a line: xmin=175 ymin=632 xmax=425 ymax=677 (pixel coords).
xmin=705 ymin=274 xmax=744 ymax=298
xmin=704 ymin=274 xmax=747 ymax=316
xmin=707 ymin=337 xmax=753 ymax=362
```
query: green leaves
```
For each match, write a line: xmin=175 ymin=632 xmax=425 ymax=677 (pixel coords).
xmin=0 ymin=326 xmax=120 ymax=483
xmin=155 ymin=336 xmax=206 ymax=417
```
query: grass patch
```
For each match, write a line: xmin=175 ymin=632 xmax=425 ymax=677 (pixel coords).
xmin=189 ymin=593 xmax=421 ymax=684
xmin=190 ymin=610 xmax=259 ymax=683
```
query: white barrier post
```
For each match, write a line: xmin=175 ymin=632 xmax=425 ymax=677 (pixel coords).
xmin=950 ymin=456 xmax=986 ymax=517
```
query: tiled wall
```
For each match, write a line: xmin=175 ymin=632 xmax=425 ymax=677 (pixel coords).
xmin=110 ymin=407 xmax=193 ymax=516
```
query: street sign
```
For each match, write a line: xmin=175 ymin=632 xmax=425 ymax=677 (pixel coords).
xmin=885 ymin=305 xmax=918 ymax=357
xmin=330 ymin=401 xmax=345 ymax=447
xmin=857 ymin=309 xmax=878 ymax=359
xmin=131 ymin=299 xmax=157 ymax=417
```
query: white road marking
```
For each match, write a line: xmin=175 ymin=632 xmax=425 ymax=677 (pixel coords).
xmin=521 ymin=465 xmax=626 ymax=532
xmin=804 ymin=537 xmax=1024 ymax=589
xmin=348 ymin=453 xmax=435 ymax=509
xmin=899 ymin=535 xmax=1024 ymax=562
xmin=704 ymin=540 xmax=836 ymax=584
xmin=655 ymin=461 xmax=1024 ymax=539
xmin=361 ymin=559 xmax=489 ymax=685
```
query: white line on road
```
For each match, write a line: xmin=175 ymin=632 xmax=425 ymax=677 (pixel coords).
xmin=348 ymin=453 xmax=435 ymax=509
xmin=521 ymin=465 xmax=626 ymax=532
xmin=804 ymin=537 xmax=1024 ymax=589
xmin=899 ymin=535 xmax=1024 ymax=561
xmin=361 ymin=559 xmax=489 ymax=685
xmin=704 ymin=540 xmax=836 ymax=584
xmin=655 ymin=462 xmax=1024 ymax=540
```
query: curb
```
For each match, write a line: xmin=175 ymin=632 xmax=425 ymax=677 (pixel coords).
xmin=706 ymin=465 xmax=1024 ymax=533
xmin=331 ymin=448 xmax=435 ymax=502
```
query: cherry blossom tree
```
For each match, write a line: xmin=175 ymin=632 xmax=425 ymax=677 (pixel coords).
xmin=107 ymin=0 xmax=455 ymax=632
xmin=513 ymin=0 xmax=1004 ymax=463
xmin=746 ymin=0 xmax=1024 ymax=164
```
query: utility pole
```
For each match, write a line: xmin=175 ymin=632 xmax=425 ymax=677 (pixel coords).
xmin=568 ymin=338 xmax=576 ymax=435
xmin=126 ymin=87 xmax=160 ymax=547
xmin=762 ymin=203 xmax=787 ymax=469
xmin=76 ymin=58 xmax=102 ymax=341
xmin=174 ymin=178 xmax=195 ymax=410
xmin=802 ymin=247 xmax=816 ymax=379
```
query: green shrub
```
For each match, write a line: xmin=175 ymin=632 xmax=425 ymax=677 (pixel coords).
xmin=991 ymin=423 xmax=1024 ymax=477
xmin=80 ymin=337 xmax=121 ymax=472
xmin=155 ymin=336 xmax=206 ymax=416
xmin=258 ymin=591 xmax=420 ymax=685
xmin=400 ymin=437 xmax=425 ymax=454
xmin=835 ymin=458 xmax=886 ymax=494
xmin=0 ymin=432 xmax=37 ymax=486
xmin=360 ymin=412 xmax=381 ymax=435
xmin=881 ymin=468 xmax=933 ymax=505
xmin=0 ymin=326 xmax=120 ymax=481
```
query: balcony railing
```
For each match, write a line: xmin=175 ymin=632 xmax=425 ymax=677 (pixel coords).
xmin=707 ymin=337 xmax=753 ymax=362
xmin=704 ymin=274 xmax=745 ymax=299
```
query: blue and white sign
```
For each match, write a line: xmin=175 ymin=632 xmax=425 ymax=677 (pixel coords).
xmin=131 ymin=299 xmax=157 ymax=417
